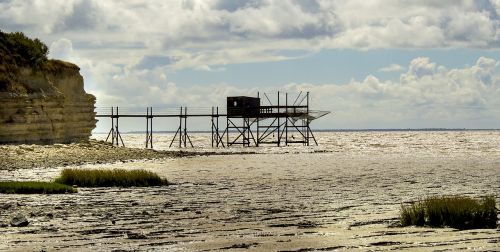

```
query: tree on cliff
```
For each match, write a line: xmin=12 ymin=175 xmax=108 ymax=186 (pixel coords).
xmin=0 ymin=30 xmax=49 ymax=68
xmin=0 ymin=30 xmax=50 ymax=93
xmin=0 ymin=30 xmax=79 ymax=94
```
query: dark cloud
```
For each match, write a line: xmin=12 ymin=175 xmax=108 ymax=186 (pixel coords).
xmin=0 ymin=0 xmax=28 ymax=31
xmin=292 ymin=0 xmax=321 ymax=13
xmin=55 ymin=0 xmax=99 ymax=31
xmin=135 ymin=55 xmax=177 ymax=70
xmin=0 ymin=19 xmax=31 ymax=32
xmin=73 ymin=41 xmax=146 ymax=50
xmin=163 ymin=1 xmax=340 ymax=48
xmin=474 ymin=0 xmax=499 ymax=19
xmin=213 ymin=0 xmax=265 ymax=12
xmin=278 ymin=21 xmax=339 ymax=39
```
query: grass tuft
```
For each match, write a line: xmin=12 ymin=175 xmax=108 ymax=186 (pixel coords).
xmin=0 ymin=181 xmax=76 ymax=194
xmin=400 ymin=195 xmax=497 ymax=229
xmin=55 ymin=168 xmax=168 ymax=187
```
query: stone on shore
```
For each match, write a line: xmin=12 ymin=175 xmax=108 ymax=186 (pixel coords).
xmin=10 ymin=213 xmax=29 ymax=227
xmin=0 ymin=202 xmax=14 ymax=210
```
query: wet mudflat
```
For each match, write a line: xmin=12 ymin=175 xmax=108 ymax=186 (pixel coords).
xmin=1 ymin=153 xmax=499 ymax=251
xmin=0 ymin=131 xmax=499 ymax=251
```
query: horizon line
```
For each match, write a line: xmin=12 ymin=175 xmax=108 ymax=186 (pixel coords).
xmin=92 ymin=128 xmax=500 ymax=134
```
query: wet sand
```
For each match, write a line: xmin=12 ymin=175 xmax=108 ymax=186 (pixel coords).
xmin=0 ymin=131 xmax=499 ymax=251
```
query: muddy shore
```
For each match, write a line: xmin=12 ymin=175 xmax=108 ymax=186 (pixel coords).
xmin=0 ymin=132 xmax=499 ymax=251
xmin=0 ymin=153 xmax=499 ymax=251
xmin=0 ymin=140 xmax=199 ymax=170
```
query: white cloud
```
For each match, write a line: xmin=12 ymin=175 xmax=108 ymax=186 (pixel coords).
xmin=493 ymin=0 xmax=500 ymax=13
xmin=48 ymin=38 xmax=74 ymax=60
xmin=44 ymin=39 xmax=500 ymax=128
xmin=297 ymin=56 xmax=500 ymax=128
xmin=86 ymin=56 xmax=500 ymax=129
xmin=2 ymin=0 xmax=499 ymax=69
xmin=403 ymin=57 xmax=437 ymax=80
xmin=378 ymin=64 xmax=404 ymax=72
xmin=2 ymin=1 xmax=500 ymax=128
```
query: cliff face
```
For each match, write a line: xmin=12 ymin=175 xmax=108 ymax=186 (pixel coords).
xmin=0 ymin=32 xmax=96 ymax=144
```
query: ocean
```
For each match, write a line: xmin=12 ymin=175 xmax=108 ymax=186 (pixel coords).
xmin=92 ymin=130 xmax=500 ymax=157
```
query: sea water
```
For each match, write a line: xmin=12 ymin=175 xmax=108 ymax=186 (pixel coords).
xmin=92 ymin=130 xmax=500 ymax=157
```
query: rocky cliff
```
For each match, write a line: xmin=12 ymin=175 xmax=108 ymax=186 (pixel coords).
xmin=0 ymin=31 xmax=96 ymax=144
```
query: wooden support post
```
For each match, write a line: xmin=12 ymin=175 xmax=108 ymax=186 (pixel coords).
xmin=114 ymin=107 xmax=125 ymax=147
xmin=184 ymin=107 xmax=193 ymax=148
xmin=106 ymin=106 xmax=114 ymax=143
xmin=306 ymin=92 xmax=310 ymax=146
xmin=285 ymin=92 xmax=288 ymax=146
xmin=146 ymin=107 xmax=149 ymax=148
xmin=168 ymin=106 xmax=181 ymax=148
xmin=216 ymin=107 xmax=220 ymax=147
xmin=256 ymin=92 xmax=260 ymax=146
xmin=145 ymin=107 xmax=153 ymax=149
xmin=211 ymin=107 xmax=214 ymax=147
xmin=179 ymin=107 xmax=182 ymax=148
xmin=183 ymin=107 xmax=187 ymax=148
xmin=150 ymin=107 xmax=153 ymax=148
xmin=113 ymin=107 xmax=118 ymax=146
xmin=246 ymin=118 xmax=249 ymax=146
xmin=115 ymin=107 xmax=118 ymax=146
xmin=256 ymin=117 xmax=259 ymax=147
xmin=113 ymin=107 xmax=116 ymax=146
xmin=277 ymin=91 xmax=280 ymax=146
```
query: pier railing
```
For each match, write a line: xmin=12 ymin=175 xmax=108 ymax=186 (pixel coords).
xmin=95 ymin=106 xmax=227 ymax=117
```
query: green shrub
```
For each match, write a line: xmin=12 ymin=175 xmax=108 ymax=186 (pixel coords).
xmin=55 ymin=168 xmax=168 ymax=187
xmin=0 ymin=181 xmax=76 ymax=194
xmin=0 ymin=30 xmax=48 ymax=68
xmin=400 ymin=196 xmax=497 ymax=229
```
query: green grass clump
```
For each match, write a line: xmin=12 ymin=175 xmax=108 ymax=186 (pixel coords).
xmin=55 ymin=168 xmax=168 ymax=187
xmin=0 ymin=181 xmax=76 ymax=194
xmin=400 ymin=196 xmax=497 ymax=229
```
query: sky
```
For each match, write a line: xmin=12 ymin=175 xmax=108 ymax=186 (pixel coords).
xmin=1 ymin=0 xmax=500 ymax=131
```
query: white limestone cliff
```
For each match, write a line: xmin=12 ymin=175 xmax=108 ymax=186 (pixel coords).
xmin=0 ymin=60 xmax=96 ymax=144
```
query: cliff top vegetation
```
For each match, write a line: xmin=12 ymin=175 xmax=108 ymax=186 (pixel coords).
xmin=0 ymin=30 xmax=48 ymax=68
xmin=0 ymin=30 xmax=78 ymax=94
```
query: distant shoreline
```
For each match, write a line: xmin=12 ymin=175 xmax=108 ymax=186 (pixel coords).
xmin=92 ymin=128 xmax=500 ymax=134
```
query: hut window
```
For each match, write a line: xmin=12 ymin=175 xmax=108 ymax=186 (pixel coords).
xmin=234 ymin=101 xmax=237 ymax=106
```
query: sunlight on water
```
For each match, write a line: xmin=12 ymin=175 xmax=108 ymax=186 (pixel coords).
xmin=92 ymin=130 xmax=500 ymax=157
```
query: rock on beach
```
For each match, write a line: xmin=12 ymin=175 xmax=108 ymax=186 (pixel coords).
xmin=10 ymin=213 xmax=29 ymax=227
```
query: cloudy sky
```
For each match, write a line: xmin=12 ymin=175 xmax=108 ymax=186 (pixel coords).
xmin=1 ymin=0 xmax=500 ymax=131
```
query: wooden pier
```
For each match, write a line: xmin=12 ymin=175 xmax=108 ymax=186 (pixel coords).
xmin=96 ymin=92 xmax=329 ymax=148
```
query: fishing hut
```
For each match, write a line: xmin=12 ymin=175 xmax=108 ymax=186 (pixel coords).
xmin=96 ymin=91 xmax=329 ymax=148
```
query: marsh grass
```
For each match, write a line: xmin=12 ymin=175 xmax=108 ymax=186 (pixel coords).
xmin=0 ymin=181 xmax=76 ymax=194
xmin=400 ymin=196 xmax=497 ymax=229
xmin=55 ymin=168 xmax=168 ymax=187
